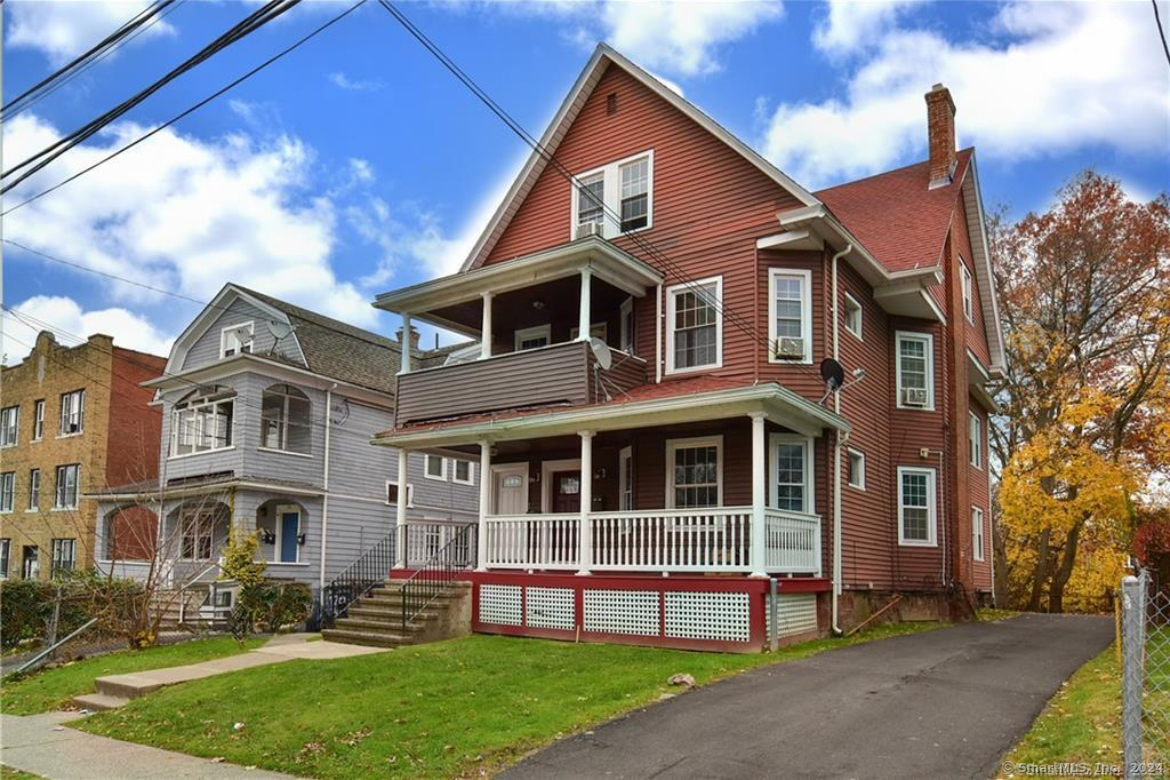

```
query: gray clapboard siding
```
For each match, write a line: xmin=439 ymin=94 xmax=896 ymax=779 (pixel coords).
xmin=157 ymin=375 xmax=249 ymax=482
xmin=327 ymin=397 xmax=395 ymax=499
xmin=181 ymin=297 xmax=306 ymax=371
xmin=241 ymin=374 xmax=326 ymax=487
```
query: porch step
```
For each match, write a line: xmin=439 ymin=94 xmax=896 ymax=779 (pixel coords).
xmin=321 ymin=628 xmax=417 ymax=648
xmin=347 ymin=607 xmax=440 ymax=624
xmin=332 ymin=617 xmax=426 ymax=633
xmin=322 ymin=580 xmax=472 ymax=649
xmin=73 ymin=692 xmax=130 ymax=712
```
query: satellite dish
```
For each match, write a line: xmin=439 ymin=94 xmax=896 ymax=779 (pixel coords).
xmin=820 ymin=358 xmax=846 ymax=391
xmin=589 ymin=337 xmax=612 ymax=370
xmin=266 ymin=320 xmax=295 ymax=341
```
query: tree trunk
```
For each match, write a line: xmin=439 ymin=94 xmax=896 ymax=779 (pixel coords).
xmin=1048 ymin=521 xmax=1084 ymax=614
xmin=1027 ymin=528 xmax=1052 ymax=611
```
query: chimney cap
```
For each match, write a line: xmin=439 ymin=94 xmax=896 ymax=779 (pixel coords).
xmin=925 ymin=82 xmax=956 ymax=115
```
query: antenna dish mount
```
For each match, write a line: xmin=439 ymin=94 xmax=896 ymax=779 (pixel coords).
xmin=590 ymin=337 xmax=612 ymax=370
xmin=266 ymin=320 xmax=295 ymax=341
xmin=820 ymin=358 xmax=846 ymax=391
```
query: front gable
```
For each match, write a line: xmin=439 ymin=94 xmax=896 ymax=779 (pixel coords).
xmin=167 ymin=286 xmax=307 ymax=375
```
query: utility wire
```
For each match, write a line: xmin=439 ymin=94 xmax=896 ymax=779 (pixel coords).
xmin=1155 ymin=0 xmax=1170 ymax=68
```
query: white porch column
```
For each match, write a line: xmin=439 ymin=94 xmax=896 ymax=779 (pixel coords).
xmin=577 ymin=430 xmax=594 ymax=575
xmin=480 ymin=292 xmax=494 ymax=360
xmin=398 ymin=314 xmax=412 ymax=375
xmin=394 ymin=448 xmax=409 ymax=569
xmin=750 ymin=412 xmax=768 ymax=578
xmin=577 ymin=268 xmax=592 ymax=341
xmin=476 ymin=440 xmax=491 ymax=570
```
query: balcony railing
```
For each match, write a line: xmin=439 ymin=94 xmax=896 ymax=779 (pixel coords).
xmin=480 ymin=507 xmax=821 ymax=575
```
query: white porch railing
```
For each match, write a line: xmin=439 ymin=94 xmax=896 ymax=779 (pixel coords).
xmin=481 ymin=507 xmax=821 ymax=575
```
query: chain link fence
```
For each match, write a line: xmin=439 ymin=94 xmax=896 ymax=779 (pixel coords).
xmin=1121 ymin=570 xmax=1170 ymax=778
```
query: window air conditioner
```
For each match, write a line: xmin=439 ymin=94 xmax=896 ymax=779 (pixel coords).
xmin=902 ymin=387 xmax=929 ymax=407
xmin=576 ymin=222 xmax=603 ymax=239
xmin=774 ymin=337 xmax=804 ymax=359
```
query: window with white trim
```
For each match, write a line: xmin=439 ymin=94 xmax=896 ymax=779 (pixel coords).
xmin=969 ymin=411 xmax=982 ymax=469
xmin=386 ymin=481 xmax=414 ymax=508
xmin=848 ymin=448 xmax=866 ymax=490
xmin=514 ymin=325 xmax=551 ymax=352
xmin=844 ymin=292 xmax=863 ymax=340
xmin=220 ymin=321 xmax=254 ymax=358
xmin=620 ymin=297 xmax=635 ymax=354
xmin=961 ymin=263 xmax=974 ymax=324
xmin=897 ymin=467 xmax=937 ymax=546
xmin=54 ymin=464 xmax=80 ymax=510
xmin=28 ymin=469 xmax=40 ymax=511
xmin=896 ymin=332 xmax=935 ymax=409
xmin=666 ymin=437 xmax=721 ymax=509
xmin=571 ymin=151 xmax=653 ymax=239
xmin=51 ymin=538 xmax=76 ymax=575
xmin=619 ymin=446 xmax=634 ymax=511
xmin=770 ymin=434 xmax=814 ymax=513
xmin=260 ymin=384 xmax=311 ymax=454
xmin=32 ymin=400 xmax=45 ymax=441
xmin=575 ymin=172 xmax=605 ymax=235
xmin=667 ymin=277 xmax=721 ymax=373
xmin=424 ymin=455 xmax=447 ymax=481
xmin=972 ymin=506 xmax=985 ymax=561
xmin=0 ymin=473 xmax=14 ymax=513
xmin=180 ymin=512 xmax=215 ymax=561
xmin=171 ymin=388 xmax=234 ymax=456
xmin=0 ymin=407 xmax=18 ymax=447
xmin=452 ymin=459 xmax=474 ymax=486
xmin=0 ymin=539 xmax=9 ymax=579
xmin=59 ymin=389 xmax=85 ymax=435
xmin=769 ymin=269 xmax=812 ymax=363
xmin=619 ymin=157 xmax=649 ymax=231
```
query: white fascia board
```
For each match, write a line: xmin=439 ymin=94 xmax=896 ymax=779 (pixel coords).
xmin=756 ymin=229 xmax=824 ymax=251
xmin=961 ymin=154 xmax=1008 ymax=374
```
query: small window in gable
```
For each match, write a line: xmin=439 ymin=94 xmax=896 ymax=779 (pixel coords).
xmin=961 ymin=263 xmax=974 ymax=324
xmin=571 ymin=150 xmax=653 ymax=240
xmin=221 ymin=322 xmax=254 ymax=359
xmin=619 ymin=157 xmax=649 ymax=232
xmin=844 ymin=293 xmax=863 ymax=340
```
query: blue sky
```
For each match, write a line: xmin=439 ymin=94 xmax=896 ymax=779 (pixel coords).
xmin=3 ymin=0 xmax=1168 ymax=360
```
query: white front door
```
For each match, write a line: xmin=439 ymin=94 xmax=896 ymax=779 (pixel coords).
xmin=492 ymin=464 xmax=528 ymax=515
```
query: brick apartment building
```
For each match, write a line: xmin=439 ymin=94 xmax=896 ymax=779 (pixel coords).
xmin=0 ymin=331 xmax=165 ymax=579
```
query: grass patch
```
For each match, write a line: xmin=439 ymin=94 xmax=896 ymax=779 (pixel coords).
xmin=1 ymin=636 xmax=266 ymax=715
xmin=978 ymin=608 xmax=1022 ymax=622
xmin=999 ymin=646 xmax=1121 ymax=776
xmin=0 ymin=766 xmax=45 ymax=780
xmin=80 ymin=621 xmax=941 ymax=779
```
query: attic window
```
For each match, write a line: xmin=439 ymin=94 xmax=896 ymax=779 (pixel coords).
xmin=606 ymin=93 xmax=618 ymax=115
xmin=221 ymin=322 xmax=254 ymax=359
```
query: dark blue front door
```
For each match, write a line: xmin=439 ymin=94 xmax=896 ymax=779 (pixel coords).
xmin=280 ymin=512 xmax=299 ymax=563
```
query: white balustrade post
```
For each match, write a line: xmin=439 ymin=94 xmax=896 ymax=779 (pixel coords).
xmin=750 ymin=412 xmax=768 ymax=577
xmin=577 ymin=430 xmax=594 ymax=575
xmin=476 ymin=440 xmax=491 ymax=570
xmin=398 ymin=313 xmax=412 ymax=375
xmin=394 ymin=448 xmax=409 ymax=569
xmin=480 ymin=292 xmax=494 ymax=360
xmin=577 ymin=268 xmax=592 ymax=341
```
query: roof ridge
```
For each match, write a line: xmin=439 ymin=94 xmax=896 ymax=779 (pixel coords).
xmin=230 ymin=283 xmax=402 ymax=353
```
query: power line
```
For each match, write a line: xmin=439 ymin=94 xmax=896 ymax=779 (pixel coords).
xmin=1 ymin=0 xmax=367 ymax=215
xmin=1155 ymin=0 xmax=1170 ymax=68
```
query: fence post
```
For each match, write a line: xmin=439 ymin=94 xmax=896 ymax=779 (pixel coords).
xmin=1122 ymin=574 xmax=1145 ymax=777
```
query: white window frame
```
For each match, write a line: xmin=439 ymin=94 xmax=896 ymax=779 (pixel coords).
xmin=0 ymin=406 xmax=18 ymax=448
xmin=0 ymin=539 xmax=9 ymax=579
xmin=51 ymin=538 xmax=77 ymax=575
xmin=847 ymin=448 xmax=866 ymax=491
xmin=768 ymin=268 xmax=814 ymax=364
xmin=969 ymin=411 xmax=983 ymax=469
xmin=259 ymin=384 xmax=312 ymax=456
xmin=0 ymin=472 xmax=15 ymax=513
xmin=569 ymin=149 xmax=654 ymax=240
xmin=53 ymin=464 xmax=80 ymax=510
xmin=843 ymin=292 xmax=863 ymax=341
xmin=220 ymin=321 xmax=255 ymax=359
xmin=58 ymin=389 xmax=85 ymax=437
xmin=27 ymin=469 xmax=40 ymax=512
xmin=424 ymin=454 xmax=448 ymax=482
xmin=897 ymin=466 xmax=937 ymax=547
xmin=618 ymin=445 xmax=634 ymax=511
xmin=452 ymin=459 xmax=475 ymax=486
xmin=895 ymin=331 xmax=936 ymax=410
xmin=385 ymin=480 xmax=415 ymax=508
xmin=32 ymin=399 xmax=45 ymax=442
xmin=569 ymin=322 xmax=609 ymax=342
xmin=179 ymin=511 xmax=216 ymax=561
xmin=972 ymin=506 xmax=985 ymax=562
xmin=768 ymin=433 xmax=815 ymax=513
xmin=170 ymin=394 xmax=235 ymax=458
xmin=961 ymin=262 xmax=974 ymax=324
xmin=665 ymin=276 xmax=723 ymax=375
xmin=271 ymin=504 xmax=302 ymax=565
xmin=619 ymin=297 xmax=635 ymax=354
xmin=664 ymin=435 xmax=723 ymax=509
xmin=514 ymin=325 xmax=551 ymax=352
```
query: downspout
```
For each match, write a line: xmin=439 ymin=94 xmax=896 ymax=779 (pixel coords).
xmin=318 ymin=383 xmax=337 ymax=594
xmin=655 ymin=282 xmax=663 ymax=383
xmin=831 ymin=243 xmax=852 ymax=636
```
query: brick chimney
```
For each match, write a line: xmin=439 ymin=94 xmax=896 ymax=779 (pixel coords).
xmin=396 ymin=324 xmax=420 ymax=352
xmin=925 ymin=83 xmax=956 ymax=188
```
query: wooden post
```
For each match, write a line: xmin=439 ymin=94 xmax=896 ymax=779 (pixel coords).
xmin=577 ymin=430 xmax=594 ymax=575
xmin=750 ymin=412 xmax=767 ymax=577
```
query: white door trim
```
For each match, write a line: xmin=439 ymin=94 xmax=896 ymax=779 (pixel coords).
xmin=540 ymin=458 xmax=582 ymax=513
xmin=490 ymin=463 xmax=528 ymax=515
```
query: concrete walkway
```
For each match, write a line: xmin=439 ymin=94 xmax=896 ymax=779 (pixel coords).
xmin=0 ymin=711 xmax=299 ymax=779
xmin=504 ymin=614 xmax=1114 ymax=780
xmin=75 ymin=634 xmax=386 ymax=710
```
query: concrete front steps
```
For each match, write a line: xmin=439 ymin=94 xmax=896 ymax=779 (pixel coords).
xmin=321 ymin=580 xmax=472 ymax=649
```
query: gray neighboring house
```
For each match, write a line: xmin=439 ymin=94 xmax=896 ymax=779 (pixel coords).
xmin=91 ymin=283 xmax=478 ymax=606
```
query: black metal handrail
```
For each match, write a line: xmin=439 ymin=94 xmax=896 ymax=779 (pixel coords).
xmin=399 ymin=524 xmax=473 ymax=632
xmin=320 ymin=531 xmax=396 ymax=628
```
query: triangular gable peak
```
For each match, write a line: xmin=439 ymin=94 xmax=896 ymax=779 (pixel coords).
xmin=463 ymin=43 xmax=820 ymax=272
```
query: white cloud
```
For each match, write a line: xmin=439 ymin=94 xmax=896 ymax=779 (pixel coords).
xmin=762 ymin=1 xmax=1170 ymax=188
xmin=812 ymin=0 xmax=919 ymax=56
xmin=4 ymin=113 xmax=378 ymax=328
xmin=6 ymin=0 xmax=175 ymax=64
xmin=3 ymin=295 xmax=173 ymax=364
xmin=329 ymin=72 xmax=387 ymax=92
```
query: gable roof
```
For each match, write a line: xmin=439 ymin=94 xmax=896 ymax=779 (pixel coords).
xmin=461 ymin=43 xmax=821 ymax=272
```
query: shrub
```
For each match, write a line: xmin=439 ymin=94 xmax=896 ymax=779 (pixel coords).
xmin=262 ymin=581 xmax=313 ymax=632
xmin=0 ymin=575 xmax=143 ymax=650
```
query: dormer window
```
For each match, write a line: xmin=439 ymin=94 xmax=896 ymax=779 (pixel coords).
xmin=571 ymin=150 xmax=654 ymax=239
xmin=221 ymin=322 xmax=254 ymax=358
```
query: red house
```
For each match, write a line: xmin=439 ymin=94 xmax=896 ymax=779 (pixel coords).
xmin=372 ymin=44 xmax=1004 ymax=652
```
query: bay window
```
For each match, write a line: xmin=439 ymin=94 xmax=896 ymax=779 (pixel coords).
xmin=260 ymin=384 xmax=311 ymax=454
xmin=172 ymin=388 xmax=235 ymax=456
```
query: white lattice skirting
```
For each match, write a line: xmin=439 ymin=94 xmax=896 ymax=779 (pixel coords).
xmin=583 ymin=590 xmax=659 ymax=636
xmin=664 ymin=591 xmax=751 ymax=643
xmin=480 ymin=584 xmax=523 ymax=626
xmin=765 ymin=592 xmax=818 ymax=638
xmin=526 ymin=587 xmax=575 ymax=631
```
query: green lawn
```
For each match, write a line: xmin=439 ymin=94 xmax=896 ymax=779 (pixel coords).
xmin=80 ymin=623 xmax=940 ymax=779
xmin=1 ymin=636 xmax=266 ymax=715
xmin=999 ymin=646 xmax=1122 ymax=776
xmin=0 ymin=766 xmax=45 ymax=780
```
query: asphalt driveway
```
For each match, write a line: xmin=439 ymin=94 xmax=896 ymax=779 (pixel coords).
xmin=504 ymin=614 xmax=1113 ymax=780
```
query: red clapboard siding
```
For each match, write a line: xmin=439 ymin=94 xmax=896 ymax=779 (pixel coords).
xmin=952 ymin=189 xmax=992 ymax=367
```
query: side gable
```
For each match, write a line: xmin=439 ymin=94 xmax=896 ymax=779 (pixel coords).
xmin=167 ymin=286 xmax=306 ymax=375
xmin=958 ymin=153 xmax=1006 ymax=373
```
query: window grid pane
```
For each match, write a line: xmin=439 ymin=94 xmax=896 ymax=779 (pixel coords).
xmin=775 ymin=443 xmax=806 ymax=512
xmin=577 ymin=173 xmax=604 ymax=229
xmin=673 ymin=445 xmax=718 ymax=508
xmin=673 ymin=284 xmax=718 ymax=369
xmin=901 ymin=472 xmax=929 ymax=541
xmin=900 ymin=339 xmax=927 ymax=390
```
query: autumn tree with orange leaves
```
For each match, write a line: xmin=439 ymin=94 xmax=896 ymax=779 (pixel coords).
xmin=990 ymin=171 xmax=1169 ymax=613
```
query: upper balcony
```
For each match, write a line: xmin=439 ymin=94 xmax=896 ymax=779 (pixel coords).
xmin=376 ymin=237 xmax=663 ymax=427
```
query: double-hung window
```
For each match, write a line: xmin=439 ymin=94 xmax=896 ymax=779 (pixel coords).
xmin=575 ymin=172 xmax=605 ymax=235
xmin=51 ymin=539 xmax=76 ymax=575
xmin=1 ymin=406 xmax=19 ymax=447
xmin=897 ymin=467 xmax=937 ymax=546
xmin=32 ymin=400 xmax=45 ymax=441
xmin=514 ymin=325 xmax=551 ymax=352
xmin=972 ymin=507 xmax=985 ymax=561
xmin=452 ymin=459 xmax=474 ymax=485
xmin=961 ymin=263 xmax=974 ymax=323
xmin=424 ymin=454 xmax=447 ymax=481
xmin=260 ymin=384 xmax=311 ymax=454
xmin=0 ymin=539 xmax=9 ymax=578
xmin=896 ymin=332 xmax=935 ymax=409
xmin=771 ymin=435 xmax=814 ymax=513
xmin=180 ymin=513 xmax=214 ymax=560
xmin=570 ymin=150 xmax=653 ymax=239
xmin=54 ymin=464 xmax=80 ymax=510
xmin=0 ymin=473 xmax=15 ymax=513
xmin=667 ymin=277 xmax=721 ymax=373
xmin=969 ymin=411 xmax=982 ymax=468
xmin=220 ymin=322 xmax=254 ymax=358
xmin=844 ymin=293 xmax=863 ymax=340
xmin=60 ymin=389 xmax=85 ymax=435
xmin=171 ymin=389 xmax=234 ymax=456
xmin=847 ymin=448 xmax=866 ymax=490
xmin=769 ymin=269 xmax=812 ymax=363
xmin=666 ymin=437 xmax=721 ymax=509
xmin=28 ymin=469 xmax=40 ymax=511
xmin=619 ymin=157 xmax=649 ymax=231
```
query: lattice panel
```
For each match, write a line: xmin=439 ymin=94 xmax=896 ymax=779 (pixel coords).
xmin=664 ymin=591 xmax=750 ymax=643
xmin=479 ymin=584 xmax=522 ymax=626
xmin=583 ymin=589 xmax=659 ymax=636
xmin=766 ymin=592 xmax=819 ymax=638
xmin=525 ymin=587 xmax=575 ymax=631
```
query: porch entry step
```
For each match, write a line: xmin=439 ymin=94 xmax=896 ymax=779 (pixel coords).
xmin=333 ymin=617 xmax=427 ymax=633
xmin=347 ymin=607 xmax=440 ymax=625
xmin=72 ymin=692 xmax=130 ymax=712
xmin=321 ymin=629 xmax=417 ymax=648
xmin=321 ymin=580 xmax=472 ymax=649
